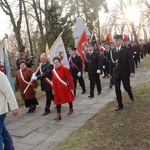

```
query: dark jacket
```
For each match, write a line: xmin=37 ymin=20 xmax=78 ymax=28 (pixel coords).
xmin=109 ymin=45 xmax=135 ymax=79
xmin=37 ymin=61 xmax=54 ymax=91
xmin=85 ymin=51 xmax=102 ymax=75
xmin=69 ymin=55 xmax=83 ymax=77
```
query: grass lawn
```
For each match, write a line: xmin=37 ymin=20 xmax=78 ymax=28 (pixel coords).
xmin=55 ymin=56 xmax=150 ymax=150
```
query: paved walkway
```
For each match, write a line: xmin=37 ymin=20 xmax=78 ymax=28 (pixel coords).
xmin=6 ymin=62 xmax=150 ymax=150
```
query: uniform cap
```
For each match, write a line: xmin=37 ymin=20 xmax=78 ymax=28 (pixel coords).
xmin=114 ymin=35 xmax=123 ymax=40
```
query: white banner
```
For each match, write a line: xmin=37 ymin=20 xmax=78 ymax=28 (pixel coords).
xmin=47 ymin=36 xmax=69 ymax=68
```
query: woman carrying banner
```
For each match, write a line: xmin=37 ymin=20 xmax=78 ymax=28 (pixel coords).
xmin=52 ymin=56 xmax=75 ymax=120
xmin=15 ymin=60 xmax=39 ymax=113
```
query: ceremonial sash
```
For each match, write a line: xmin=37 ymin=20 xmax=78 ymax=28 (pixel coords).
xmin=69 ymin=57 xmax=79 ymax=70
xmin=19 ymin=69 xmax=29 ymax=85
xmin=39 ymin=67 xmax=53 ymax=89
xmin=53 ymin=69 xmax=68 ymax=88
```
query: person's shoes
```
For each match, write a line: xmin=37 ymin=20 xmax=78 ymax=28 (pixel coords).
xmin=42 ymin=110 xmax=50 ymax=116
xmin=27 ymin=107 xmax=32 ymax=113
xmin=129 ymin=95 xmax=134 ymax=101
xmin=54 ymin=113 xmax=61 ymax=120
xmin=97 ymin=92 xmax=101 ymax=95
xmin=115 ymin=106 xmax=123 ymax=111
xmin=67 ymin=108 xmax=73 ymax=115
xmin=109 ymin=84 xmax=112 ymax=88
xmin=30 ymin=105 xmax=36 ymax=113
xmin=88 ymin=95 xmax=94 ymax=98
xmin=81 ymin=90 xmax=86 ymax=94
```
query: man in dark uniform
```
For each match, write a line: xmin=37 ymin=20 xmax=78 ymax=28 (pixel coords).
xmin=31 ymin=53 xmax=54 ymax=115
xmin=102 ymin=42 xmax=114 ymax=88
xmin=109 ymin=35 xmax=135 ymax=111
xmin=101 ymin=42 xmax=110 ymax=78
xmin=131 ymin=41 xmax=140 ymax=68
xmin=69 ymin=47 xmax=86 ymax=96
xmin=85 ymin=42 xmax=102 ymax=98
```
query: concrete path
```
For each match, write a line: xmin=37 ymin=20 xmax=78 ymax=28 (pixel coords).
xmin=6 ymin=62 xmax=150 ymax=150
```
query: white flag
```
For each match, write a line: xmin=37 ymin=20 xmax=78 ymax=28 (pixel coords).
xmin=47 ymin=35 xmax=69 ymax=68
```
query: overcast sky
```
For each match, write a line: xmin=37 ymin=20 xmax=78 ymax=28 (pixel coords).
xmin=0 ymin=8 xmax=12 ymax=39
xmin=0 ymin=0 xmax=138 ymax=40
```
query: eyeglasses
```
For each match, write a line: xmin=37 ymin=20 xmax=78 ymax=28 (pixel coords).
xmin=53 ymin=61 xmax=60 ymax=64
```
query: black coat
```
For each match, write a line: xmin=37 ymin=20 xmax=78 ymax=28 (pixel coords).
xmin=85 ymin=51 xmax=102 ymax=75
xmin=69 ymin=55 xmax=83 ymax=77
xmin=109 ymin=45 xmax=135 ymax=79
xmin=37 ymin=61 xmax=54 ymax=91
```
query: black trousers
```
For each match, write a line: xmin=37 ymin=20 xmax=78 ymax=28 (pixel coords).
xmin=73 ymin=75 xmax=86 ymax=95
xmin=56 ymin=102 xmax=73 ymax=113
xmin=89 ymin=74 xmax=101 ymax=97
xmin=45 ymin=91 xmax=53 ymax=110
xmin=134 ymin=55 xmax=138 ymax=67
xmin=114 ymin=77 xmax=132 ymax=107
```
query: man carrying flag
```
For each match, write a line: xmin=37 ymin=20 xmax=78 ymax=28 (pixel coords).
xmin=31 ymin=44 xmax=54 ymax=116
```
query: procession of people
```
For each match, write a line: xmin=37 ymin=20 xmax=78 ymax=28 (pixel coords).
xmin=1 ymin=30 xmax=149 ymax=149
xmin=13 ymin=34 xmax=148 ymax=114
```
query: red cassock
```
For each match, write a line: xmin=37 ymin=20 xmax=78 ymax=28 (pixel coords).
xmin=52 ymin=65 xmax=75 ymax=105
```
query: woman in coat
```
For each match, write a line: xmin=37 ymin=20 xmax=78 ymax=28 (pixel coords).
xmin=52 ymin=56 xmax=75 ymax=120
xmin=15 ymin=60 xmax=39 ymax=113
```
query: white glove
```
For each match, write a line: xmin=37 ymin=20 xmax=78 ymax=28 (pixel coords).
xmin=134 ymin=52 xmax=137 ymax=54
xmin=103 ymin=66 xmax=105 ymax=69
xmin=96 ymin=70 xmax=101 ymax=74
xmin=31 ymin=76 xmax=37 ymax=81
xmin=32 ymin=73 xmax=36 ymax=77
xmin=77 ymin=72 xmax=81 ymax=77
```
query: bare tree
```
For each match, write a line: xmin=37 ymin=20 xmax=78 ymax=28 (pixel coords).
xmin=22 ymin=0 xmax=33 ymax=55
xmin=0 ymin=0 xmax=25 ymax=52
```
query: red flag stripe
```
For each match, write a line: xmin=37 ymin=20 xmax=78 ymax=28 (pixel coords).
xmin=76 ymin=29 xmax=88 ymax=64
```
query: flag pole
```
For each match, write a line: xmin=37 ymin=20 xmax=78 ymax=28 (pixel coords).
xmin=47 ymin=32 xmax=63 ymax=55
xmin=0 ymin=37 xmax=5 ymax=44
xmin=23 ymin=63 xmax=42 ymax=93
xmin=89 ymin=29 xmax=95 ymax=43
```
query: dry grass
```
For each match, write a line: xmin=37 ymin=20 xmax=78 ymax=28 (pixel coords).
xmin=55 ymin=55 xmax=150 ymax=150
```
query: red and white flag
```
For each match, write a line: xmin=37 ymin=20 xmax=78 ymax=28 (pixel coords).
xmin=76 ymin=29 xmax=88 ymax=64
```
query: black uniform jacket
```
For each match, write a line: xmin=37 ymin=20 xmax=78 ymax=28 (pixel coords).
xmin=85 ymin=51 xmax=102 ymax=75
xmin=69 ymin=55 xmax=83 ymax=77
xmin=109 ymin=45 xmax=135 ymax=79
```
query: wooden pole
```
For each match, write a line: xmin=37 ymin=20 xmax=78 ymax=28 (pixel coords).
xmin=23 ymin=63 xmax=42 ymax=93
